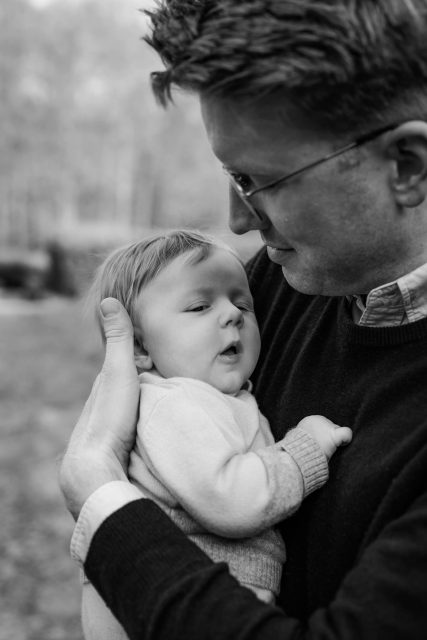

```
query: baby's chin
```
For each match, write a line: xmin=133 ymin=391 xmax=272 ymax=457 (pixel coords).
xmin=211 ymin=377 xmax=249 ymax=396
xmin=145 ymin=366 xmax=249 ymax=396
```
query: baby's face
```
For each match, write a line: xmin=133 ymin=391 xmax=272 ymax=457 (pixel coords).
xmin=134 ymin=247 xmax=261 ymax=395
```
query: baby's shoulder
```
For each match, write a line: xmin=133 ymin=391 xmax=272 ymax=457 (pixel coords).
xmin=139 ymin=372 xmax=228 ymax=410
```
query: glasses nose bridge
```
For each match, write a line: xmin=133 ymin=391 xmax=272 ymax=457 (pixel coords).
xmin=228 ymin=184 xmax=268 ymax=231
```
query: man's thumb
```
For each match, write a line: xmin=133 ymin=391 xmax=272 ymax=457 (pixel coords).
xmin=100 ymin=298 xmax=135 ymax=364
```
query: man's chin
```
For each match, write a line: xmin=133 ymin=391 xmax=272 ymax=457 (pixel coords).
xmin=281 ymin=267 xmax=363 ymax=297
xmin=279 ymin=266 xmax=333 ymax=296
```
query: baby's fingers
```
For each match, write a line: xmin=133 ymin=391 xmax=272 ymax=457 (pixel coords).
xmin=333 ymin=426 xmax=353 ymax=447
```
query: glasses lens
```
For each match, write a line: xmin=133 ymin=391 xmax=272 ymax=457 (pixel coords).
xmin=228 ymin=182 xmax=264 ymax=222
xmin=231 ymin=173 xmax=253 ymax=196
xmin=223 ymin=167 xmax=253 ymax=196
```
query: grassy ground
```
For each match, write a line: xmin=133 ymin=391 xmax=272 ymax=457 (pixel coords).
xmin=0 ymin=294 xmax=103 ymax=640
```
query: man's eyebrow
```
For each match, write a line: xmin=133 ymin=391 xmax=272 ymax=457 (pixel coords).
xmin=223 ymin=162 xmax=276 ymax=177
xmin=223 ymin=162 xmax=253 ymax=172
xmin=222 ymin=162 xmax=246 ymax=173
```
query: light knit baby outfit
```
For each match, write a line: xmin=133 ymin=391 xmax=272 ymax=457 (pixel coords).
xmin=82 ymin=372 xmax=329 ymax=640
xmin=129 ymin=372 xmax=329 ymax=600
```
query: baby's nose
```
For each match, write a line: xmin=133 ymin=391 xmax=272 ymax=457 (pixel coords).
xmin=220 ymin=303 xmax=243 ymax=327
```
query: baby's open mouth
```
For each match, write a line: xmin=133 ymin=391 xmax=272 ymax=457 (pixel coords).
xmin=220 ymin=344 xmax=239 ymax=356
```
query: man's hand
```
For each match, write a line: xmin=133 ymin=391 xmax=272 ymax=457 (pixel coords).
xmin=297 ymin=415 xmax=352 ymax=460
xmin=59 ymin=298 xmax=140 ymax=520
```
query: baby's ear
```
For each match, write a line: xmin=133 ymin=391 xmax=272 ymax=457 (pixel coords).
xmin=134 ymin=353 xmax=154 ymax=371
xmin=134 ymin=330 xmax=153 ymax=372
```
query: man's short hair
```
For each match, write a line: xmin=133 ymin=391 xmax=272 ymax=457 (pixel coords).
xmin=145 ymin=0 xmax=427 ymax=133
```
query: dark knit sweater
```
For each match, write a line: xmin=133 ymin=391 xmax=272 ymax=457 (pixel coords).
xmin=86 ymin=248 xmax=427 ymax=640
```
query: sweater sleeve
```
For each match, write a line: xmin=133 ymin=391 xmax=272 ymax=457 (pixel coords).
xmin=138 ymin=389 xmax=326 ymax=537
xmin=85 ymin=488 xmax=427 ymax=640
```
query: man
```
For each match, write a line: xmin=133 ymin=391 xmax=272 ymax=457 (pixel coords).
xmin=60 ymin=1 xmax=427 ymax=638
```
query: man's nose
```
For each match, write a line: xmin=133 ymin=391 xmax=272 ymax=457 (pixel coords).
xmin=228 ymin=187 xmax=268 ymax=235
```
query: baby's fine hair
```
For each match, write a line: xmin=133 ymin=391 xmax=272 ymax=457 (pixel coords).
xmin=89 ymin=229 xmax=240 ymax=340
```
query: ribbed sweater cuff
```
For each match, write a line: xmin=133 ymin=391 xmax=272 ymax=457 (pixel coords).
xmin=279 ymin=428 xmax=329 ymax=496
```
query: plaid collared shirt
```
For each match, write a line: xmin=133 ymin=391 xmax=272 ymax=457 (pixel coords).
xmin=349 ymin=262 xmax=427 ymax=327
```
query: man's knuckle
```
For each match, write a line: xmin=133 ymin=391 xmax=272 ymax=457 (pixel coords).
xmin=105 ymin=328 xmax=132 ymax=342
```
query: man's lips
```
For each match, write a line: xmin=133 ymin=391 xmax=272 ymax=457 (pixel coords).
xmin=261 ymin=235 xmax=293 ymax=253
xmin=266 ymin=245 xmax=294 ymax=264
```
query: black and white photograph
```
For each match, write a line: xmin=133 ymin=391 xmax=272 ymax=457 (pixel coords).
xmin=1 ymin=1 xmax=426 ymax=639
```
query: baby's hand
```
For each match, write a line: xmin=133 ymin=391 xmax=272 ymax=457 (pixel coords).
xmin=297 ymin=415 xmax=352 ymax=460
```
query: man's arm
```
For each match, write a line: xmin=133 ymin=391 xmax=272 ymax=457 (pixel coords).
xmin=84 ymin=489 xmax=427 ymax=640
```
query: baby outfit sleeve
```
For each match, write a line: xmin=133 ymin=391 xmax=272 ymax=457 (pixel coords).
xmin=136 ymin=382 xmax=328 ymax=538
xmin=255 ymin=426 xmax=329 ymax=527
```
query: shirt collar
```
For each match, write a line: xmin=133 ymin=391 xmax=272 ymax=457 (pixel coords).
xmin=349 ymin=262 xmax=427 ymax=327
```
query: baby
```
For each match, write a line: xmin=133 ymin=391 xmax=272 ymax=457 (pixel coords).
xmin=82 ymin=229 xmax=352 ymax=639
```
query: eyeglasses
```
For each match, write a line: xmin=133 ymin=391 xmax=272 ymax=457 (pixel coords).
xmin=223 ymin=122 xmax=399 ymax=201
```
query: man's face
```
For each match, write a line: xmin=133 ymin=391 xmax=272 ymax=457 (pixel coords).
xmin=201 ymin=94 xmax=407 ymax=296
xmin=135 ymin=247 xmax=261 ymax=395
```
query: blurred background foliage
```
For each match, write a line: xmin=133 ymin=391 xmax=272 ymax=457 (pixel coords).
xmin=1 ymin=0 xmax=261 ymax=298
xmin=0 ymin=0 xmax=238 ymax=250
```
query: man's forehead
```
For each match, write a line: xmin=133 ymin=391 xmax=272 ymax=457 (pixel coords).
xmin=200 ymin=93 xmax=326 ymax=169
xmin=200 ymin=93 xmax=293 ymax=132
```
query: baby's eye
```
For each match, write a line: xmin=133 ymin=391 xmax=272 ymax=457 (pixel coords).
xmin=235 ymin=301 xmax=254 ymax=312
xmin=186 ymin=304 xmax=209 ymax=312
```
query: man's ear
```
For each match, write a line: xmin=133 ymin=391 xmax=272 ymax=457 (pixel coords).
xmin=385 ymin=121 xmax=427 ymax=208
xmin=134 ymin=329 xmax=153 ymax=371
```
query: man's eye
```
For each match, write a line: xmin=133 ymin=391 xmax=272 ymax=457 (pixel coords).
xmin=231 ymin=172 xmax=253 ymax=192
